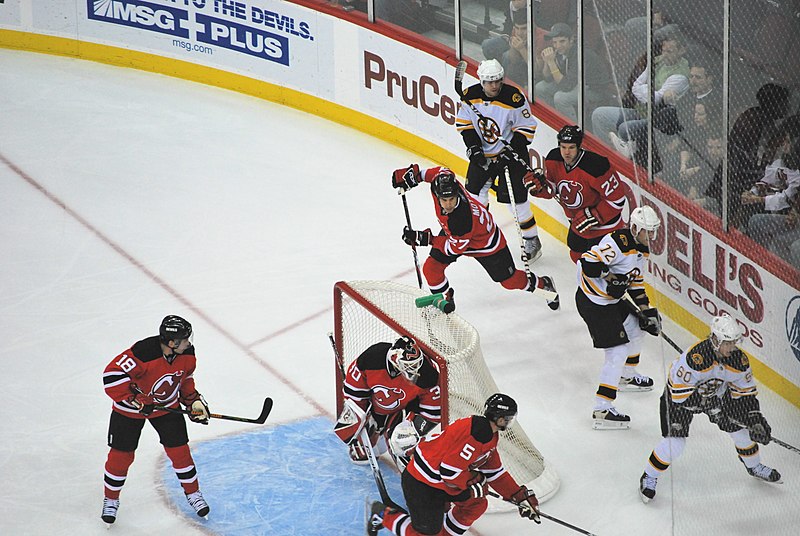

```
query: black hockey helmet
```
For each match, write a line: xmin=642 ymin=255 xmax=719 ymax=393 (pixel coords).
xmin=432 ymin=169 xmax=459 ymax=198
xmin=484 ymin=393 xmax=518 ymax=422
xmin=159 ymin=315 xmax=192 ymax=343
xmin=557 ymin=125 xmax=584 ymax=147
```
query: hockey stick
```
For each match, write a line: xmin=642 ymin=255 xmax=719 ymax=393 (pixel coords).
xmin=621 ymin=293 xmax=683 ymax=354
xmin=328 ymin=332 xmax=408 ymax=512
xmin=728 ymin=418 xmax=800 ymax=455
xmin=154 ymin=397 xmax=273 ymax=425
xmin=485 ymin=490 xmax=599 ymax=536
xmin=400 ymin=192 xmax=424 ymax=289
xmin=503 ymin=166 xmax=533 ymax=277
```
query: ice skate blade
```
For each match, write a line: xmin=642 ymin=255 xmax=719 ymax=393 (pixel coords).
xmin=592 ymin=420 xmax=630 ymax=430
xmin=618 ymin=384 xmax=654 ymax=392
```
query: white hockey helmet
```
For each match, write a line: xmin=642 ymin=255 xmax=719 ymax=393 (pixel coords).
xmin=477 ymin=59 xmax=505 ymax=83
xmin=630 ymin=206 xmax=661 ymax=241
xmin=710 ymin=314 xmax=743 ymax=349
xmin=388 ymin=336 xmax=424 ymax=382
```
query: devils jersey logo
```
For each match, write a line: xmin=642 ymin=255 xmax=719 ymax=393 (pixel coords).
xmin=371 ymin=385 xmax=406 ymax=411
xmin=556 ymin=180 xmax=585 ymax=209
xmin=149 ymin=372 xmax=184 ymax=404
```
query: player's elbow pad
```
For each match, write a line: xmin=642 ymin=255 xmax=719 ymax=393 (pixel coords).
xmin=581 ymin=259 xmax=608 ymax=278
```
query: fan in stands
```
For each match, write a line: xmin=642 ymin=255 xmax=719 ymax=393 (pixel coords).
xmin=639 ymin=314 xmax=782 ymax=503
xmin=367 ymin=393 xmax=540 ymax=536
xmin=575 ymin=206 xmax=662 ymax=430
xmin=392 ymin=164 xmax=559 ymax=310
xmin=334 ymin=336 xmax=441 ymax=470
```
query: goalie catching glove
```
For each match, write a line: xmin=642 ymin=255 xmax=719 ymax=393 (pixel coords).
xmin=510 ymin=486 xmax=540 ymax=523
xmin=392 ymin=164 xmax=421 ymax=191
xmin=572 ymin=206 xmax=602 ymax=233
xmin=181 ymin=391 xmax=210 ymax=424
xmin=403 ymin=227 xmax=432 ymax=247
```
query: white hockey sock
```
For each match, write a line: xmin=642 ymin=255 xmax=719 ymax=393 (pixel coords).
xmin=477 ymin=182 xmax=491 ymax=207
xmin=594 ymin=345 xmax=628 ymax=409
xmin=730 ymin=428 xmax=761 ymax=468
xmin=513 ymin=202 xmax=538 ymax=239
xmin=646 ymin=436 xmax=685 ymax=477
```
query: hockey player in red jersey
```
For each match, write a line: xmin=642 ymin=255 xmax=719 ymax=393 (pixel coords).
xmin=367 ymin=393 xmax=540 ymax=536
xmin=523 ymin=125 xmax=628 ymax=263
xmin=392 ymin=164 xmax=559 ymax=310
xmin=100 ymin=315 xmax=211 ymax=525
xmin=335 ymin=336 xmax=441 ymax=468
xmin=639 ymin=314 xmax=782 ymax=503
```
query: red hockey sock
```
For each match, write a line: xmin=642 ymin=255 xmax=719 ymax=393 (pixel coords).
xmin=500 ymin=269 xmax=528 ymax=290
xmin=164 ymin=445 xmax=200 ymax=495
xmin=104 ymin=448 xmax=135 ymax=499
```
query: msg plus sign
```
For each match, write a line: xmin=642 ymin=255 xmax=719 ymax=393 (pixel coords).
xmin=213 ymin=0 xmax=246 ymax=20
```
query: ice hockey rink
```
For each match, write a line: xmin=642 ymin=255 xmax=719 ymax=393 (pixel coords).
xmin=1 ymin=48 xmax=798 ymax=535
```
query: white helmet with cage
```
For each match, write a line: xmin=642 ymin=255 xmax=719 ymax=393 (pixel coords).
xmin=387 ymin=336 xmax=424 ymax=382
xmin=630 ymin=206 xmax=661 ymax=241
xmin=477 ymin=59 xmax=505 ymax=83
xmin=710 ymin=314 xmax=743 ymax=349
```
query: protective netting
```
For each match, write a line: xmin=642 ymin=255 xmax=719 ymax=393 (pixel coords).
xmin=334 ymin=280 xmax=560 ymax=502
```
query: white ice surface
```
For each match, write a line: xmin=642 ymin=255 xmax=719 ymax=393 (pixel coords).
xmin=1 ymin=49 xmax=798 ymax=535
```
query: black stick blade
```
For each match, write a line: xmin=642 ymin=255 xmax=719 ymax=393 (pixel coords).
xmin=255 ymin=397 xmax=274 ymax=424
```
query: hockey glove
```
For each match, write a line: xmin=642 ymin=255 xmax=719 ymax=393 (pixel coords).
xmin=466 ymin=145 xmax=489 ymax=170
xmin=392 ymin=164 xmax=420 ymax=191
xmin=523 ymin=168 xmax=547 ymax=195
xmin=466 ymin=471 xmax=486 ymax=499
xmin=746 ymin=411 xmax=772 ymax=444
xmin=572 ymin=207 xmax=601 ymax=233
xmin=511 ymin=486 xmax=540 ymax=523
xmin=128 ymin=393 xmax=155 ymax=416
xmin=182 ymin=391 xmax=210 ymax=424
xmin=605 ymin=273 xmax=630 ymax=299
xmin=402 ymin=226 xmax=432 ymax=247
xmin=639 ymin=307 xmax=662 ymax=337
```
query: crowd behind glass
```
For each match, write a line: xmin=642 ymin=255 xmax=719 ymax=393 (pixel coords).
xmin=317 ymin=0 xmax=800 ymax=270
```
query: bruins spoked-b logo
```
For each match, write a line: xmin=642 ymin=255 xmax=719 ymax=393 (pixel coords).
xmin=785 ymin=295 xmax=800 ymax=362
xmin=478 ymin=116 xmax=502 ymax=144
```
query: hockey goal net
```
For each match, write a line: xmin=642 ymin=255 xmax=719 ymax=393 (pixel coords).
xmin=333 ymin=280 xmax=560 ymax=503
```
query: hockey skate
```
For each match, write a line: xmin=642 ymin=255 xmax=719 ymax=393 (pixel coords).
xmin=619 ymin=373 xmax=654 ymax=392
xmin=639 ymin=472 xmax=657 ymax=503
xmin=366 ymin=501 xmax=386 ymax=535
xmin=741 ymin=459 xmax=783 ymax=483
xmin=186 ymin=490 xmax=210 ymax=518
xmin=592 ymin=407 xmax=631 ymax=430
xmin=101 ymin=497 xmax=120 ymax=525
xmin=522 ymin=236 xmax=543 ymax=263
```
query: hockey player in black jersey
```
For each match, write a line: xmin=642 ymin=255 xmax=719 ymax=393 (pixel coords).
xmin=639 ymin=314 xmax=782 ymax=503
xmin=455 ymin=59 xmax=543 ymax=263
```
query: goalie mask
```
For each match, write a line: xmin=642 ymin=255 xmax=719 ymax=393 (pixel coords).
xmin=387 ymin=336 xmax=423 ymax=382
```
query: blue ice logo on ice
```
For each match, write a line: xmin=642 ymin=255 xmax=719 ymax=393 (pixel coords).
xmin=785 ymin=295 xmax=800 ymax=362
xmin=88 ymin=0 xmax=190 ymax=38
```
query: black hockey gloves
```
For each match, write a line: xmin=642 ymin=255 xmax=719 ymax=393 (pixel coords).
xmin=605 ymin=273 xmax=630 ymax=299
xmin=747 ymin=411 xmax=772 ymax=444
xmin=466 ymin=145 xmax=489 ymax=170
xmin=639 ymin=307 xmax=662 ymax=336
xmin=402 ymin=227 xmax=432 ymax=247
